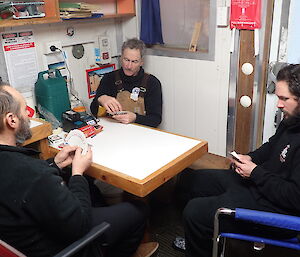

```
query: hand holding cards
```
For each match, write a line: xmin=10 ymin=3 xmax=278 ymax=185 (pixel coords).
xmin=109 ymin=111 xmax=127 ymax=116
xmin=65 ymin=129 xmax=88 ymax=155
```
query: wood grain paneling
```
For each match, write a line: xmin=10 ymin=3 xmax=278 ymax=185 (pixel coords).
xmin=190 ymin=152 xmax=230 ymax=170
xmin=234 ymin=30 xmax=256 ymax=154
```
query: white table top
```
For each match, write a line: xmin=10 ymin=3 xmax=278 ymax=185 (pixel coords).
xmin=87 ymin=118 xmax=202 ymax=180
xmin=30 ymin=119 xmax=43 ymax=128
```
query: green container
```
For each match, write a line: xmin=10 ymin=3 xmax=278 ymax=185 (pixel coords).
xmin=35 ymin=69 xmax=70 ymax=122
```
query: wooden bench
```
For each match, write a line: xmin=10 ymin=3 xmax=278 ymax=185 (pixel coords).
xmin=189 ymin=152 xmax=231 ymax=170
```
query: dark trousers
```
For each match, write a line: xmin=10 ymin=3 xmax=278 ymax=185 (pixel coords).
xmin=90 ymin=200 xmax=148 ymax=257
xmin=62 ymin=173 xmax=147 ymax=257
xmin=178 ymin=169 xmax=274 ymax=257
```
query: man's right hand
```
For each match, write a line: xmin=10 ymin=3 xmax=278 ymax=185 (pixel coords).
xmin=237 ymin=154 xmax=252 ymax=163
xmin=71 ymin=146 xmax=93 ymax=176
xmin=98 ymin=95 xmax=122 ymax=114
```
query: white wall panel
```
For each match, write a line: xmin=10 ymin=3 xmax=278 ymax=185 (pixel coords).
xmin=145 ymin=55 xmax=175 ymax=130
xmin=144 ymin=26 xmax=231 ymax=156
xmin=172 ymin=58 xmax=197 ymax=136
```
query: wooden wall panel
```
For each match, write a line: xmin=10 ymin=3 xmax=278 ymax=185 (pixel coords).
xmin=234 ymin=30 xmax=256 ymax=154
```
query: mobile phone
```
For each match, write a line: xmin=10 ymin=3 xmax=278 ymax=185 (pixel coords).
xmin=230 ymin=151 xmax=242 ymax=163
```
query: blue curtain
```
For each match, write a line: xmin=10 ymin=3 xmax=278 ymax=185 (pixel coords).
xmin=140 ymin=0 xmax=164 ymax=45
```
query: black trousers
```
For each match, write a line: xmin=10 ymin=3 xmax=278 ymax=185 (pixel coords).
xmin=178 ymin=169 xmax=279 ymax=257
xmin=89 ymin=200 xmax=148 ymax=257
xmin=62 ymin=173 xmax=147 ymax=257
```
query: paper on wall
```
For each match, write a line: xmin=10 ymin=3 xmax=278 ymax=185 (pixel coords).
xmin=1 ymin=30 xmax=39 ymax=96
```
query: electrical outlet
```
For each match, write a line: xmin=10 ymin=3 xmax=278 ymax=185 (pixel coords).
xmin=45 ymin=41 xmax=62 ymax=54
xmin=98 ymin=36 xmax=111 ymax=64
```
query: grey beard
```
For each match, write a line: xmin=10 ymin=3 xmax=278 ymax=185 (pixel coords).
xmin=16 ymin=118 xmax=32 ymax=145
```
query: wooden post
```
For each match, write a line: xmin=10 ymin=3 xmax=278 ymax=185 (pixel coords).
xmin=234 ymin=30 xmax=255 ymax=154
xmin=189 ymin=22 xmax=202 ymax=52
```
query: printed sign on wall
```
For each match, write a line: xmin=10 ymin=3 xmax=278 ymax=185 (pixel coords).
xmin=1 ymin=31 xmax=39 ymax=95
xmin=230 ymin=0 xmax=261 ymax=30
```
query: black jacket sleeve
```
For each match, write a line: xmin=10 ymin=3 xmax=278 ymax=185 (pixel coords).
xmin=23 ymin=168 xmax=91 ymax=243
xmin=248 ymin=142 xmax=273 ymax=165
xmin=250 ymin=150 xmax=300 ymax=214
xmin=90 ymin=72 xmax=116 ymax=116
xmin=248 ymin=122 xmax=285 ymax=165
xmin=248 ymin=121 xmax=300 ymax=214
xmin=135 ymin=75 xmax=162 ymax=128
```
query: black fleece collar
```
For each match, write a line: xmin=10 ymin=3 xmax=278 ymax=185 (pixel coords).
xmin=120 ymin=67 xmax=144 ymax=84
xmin=0 ymin=144 xmax=40 ymax=156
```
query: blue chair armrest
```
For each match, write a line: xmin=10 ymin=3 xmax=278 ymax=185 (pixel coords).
xmin=235 ymin=208 xmax=300 ymax=232
xmin=220 ymin=233 xmax=300 ymax=250
xmin=53 ymin=222 xmax=110 ymax=257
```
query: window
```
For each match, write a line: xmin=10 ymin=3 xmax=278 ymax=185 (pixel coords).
xmin=146 ymin=0 xmax=216 ymax=61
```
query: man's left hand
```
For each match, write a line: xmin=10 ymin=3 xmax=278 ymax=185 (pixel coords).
xmin=234 ymin=159 xmax=257 ymax=178
xmin=54 ymin=145 xmax=77 ymax=169
xmin=112 ymin=111 xmax=136 ymax=124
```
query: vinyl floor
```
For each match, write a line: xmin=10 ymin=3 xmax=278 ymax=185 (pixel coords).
xmin=147 ymin=180 xmax=185 ymax=257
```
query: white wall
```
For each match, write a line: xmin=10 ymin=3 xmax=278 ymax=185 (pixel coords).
xmin=1 ymin=18 xmax=123 ymax=112
xmin=263 ymin=0 xmax=299 ymax=143
xmin=144 ymin=27 xmax=231 ymax=156
xmin=37 ymin=20 xmax=121 ymax=110
xmin=286 ymin=0 xmax=300 ymax=63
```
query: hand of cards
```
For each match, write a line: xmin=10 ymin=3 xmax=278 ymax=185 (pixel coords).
xmin=65 ymin=129 xmax=88 ymax=155
xmin=108 ymin=111 xmax=127 ymax=116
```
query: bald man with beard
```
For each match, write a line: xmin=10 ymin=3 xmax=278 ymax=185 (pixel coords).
xmin=0 ymin=83 xmax=155 ymax=257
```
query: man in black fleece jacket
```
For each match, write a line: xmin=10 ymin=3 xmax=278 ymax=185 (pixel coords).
xmin=90 ymin=38 xmax=162 ymax=128
xmin=0 ymin=84 xmax=148 ymax=257
xmin=177 ymin=64 xmax=300 ymax=257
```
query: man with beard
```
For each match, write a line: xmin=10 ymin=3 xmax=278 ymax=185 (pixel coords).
xmin=90 ymin=38 xmax=162 ymax=128
xmin=175 ymin=64 xmax=300 ymax=257
xmin=0 ymin=83 xmax=154 ymax=257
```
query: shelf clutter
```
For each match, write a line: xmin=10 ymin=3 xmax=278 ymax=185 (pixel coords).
xmin=59 ymin=2 xmax=103 ymax=20
xmin=0 ymin=0 xmax=135 ymax=28
xmin=0 ymin=1 xmax=45 ymax=20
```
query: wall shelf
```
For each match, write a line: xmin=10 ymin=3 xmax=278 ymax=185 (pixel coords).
xmin=0 ymin=0 xmax=60 ymax=28
xmin=0 ymin=17 xmax=62 ymax=28
xmin=0 ymin=0 xmax=135 ymax=28
xmin=62 ymin=13 xmax=135 ymax=22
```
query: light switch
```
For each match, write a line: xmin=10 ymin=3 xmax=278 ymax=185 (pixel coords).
xmin=217 ymin=6 xmax=229 ymax=27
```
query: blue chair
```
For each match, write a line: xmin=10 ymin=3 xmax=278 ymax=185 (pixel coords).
xmin=0 ymin=222 xmax=110 ymax=257
xmin=212 ymin=208 xmax=300 ymax=257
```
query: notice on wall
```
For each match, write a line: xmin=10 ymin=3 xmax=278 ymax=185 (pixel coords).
xmin=230 ymin=0 xmax=261 ymax=30
xmin=1 ymin=31 xmax=39 ymax=96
